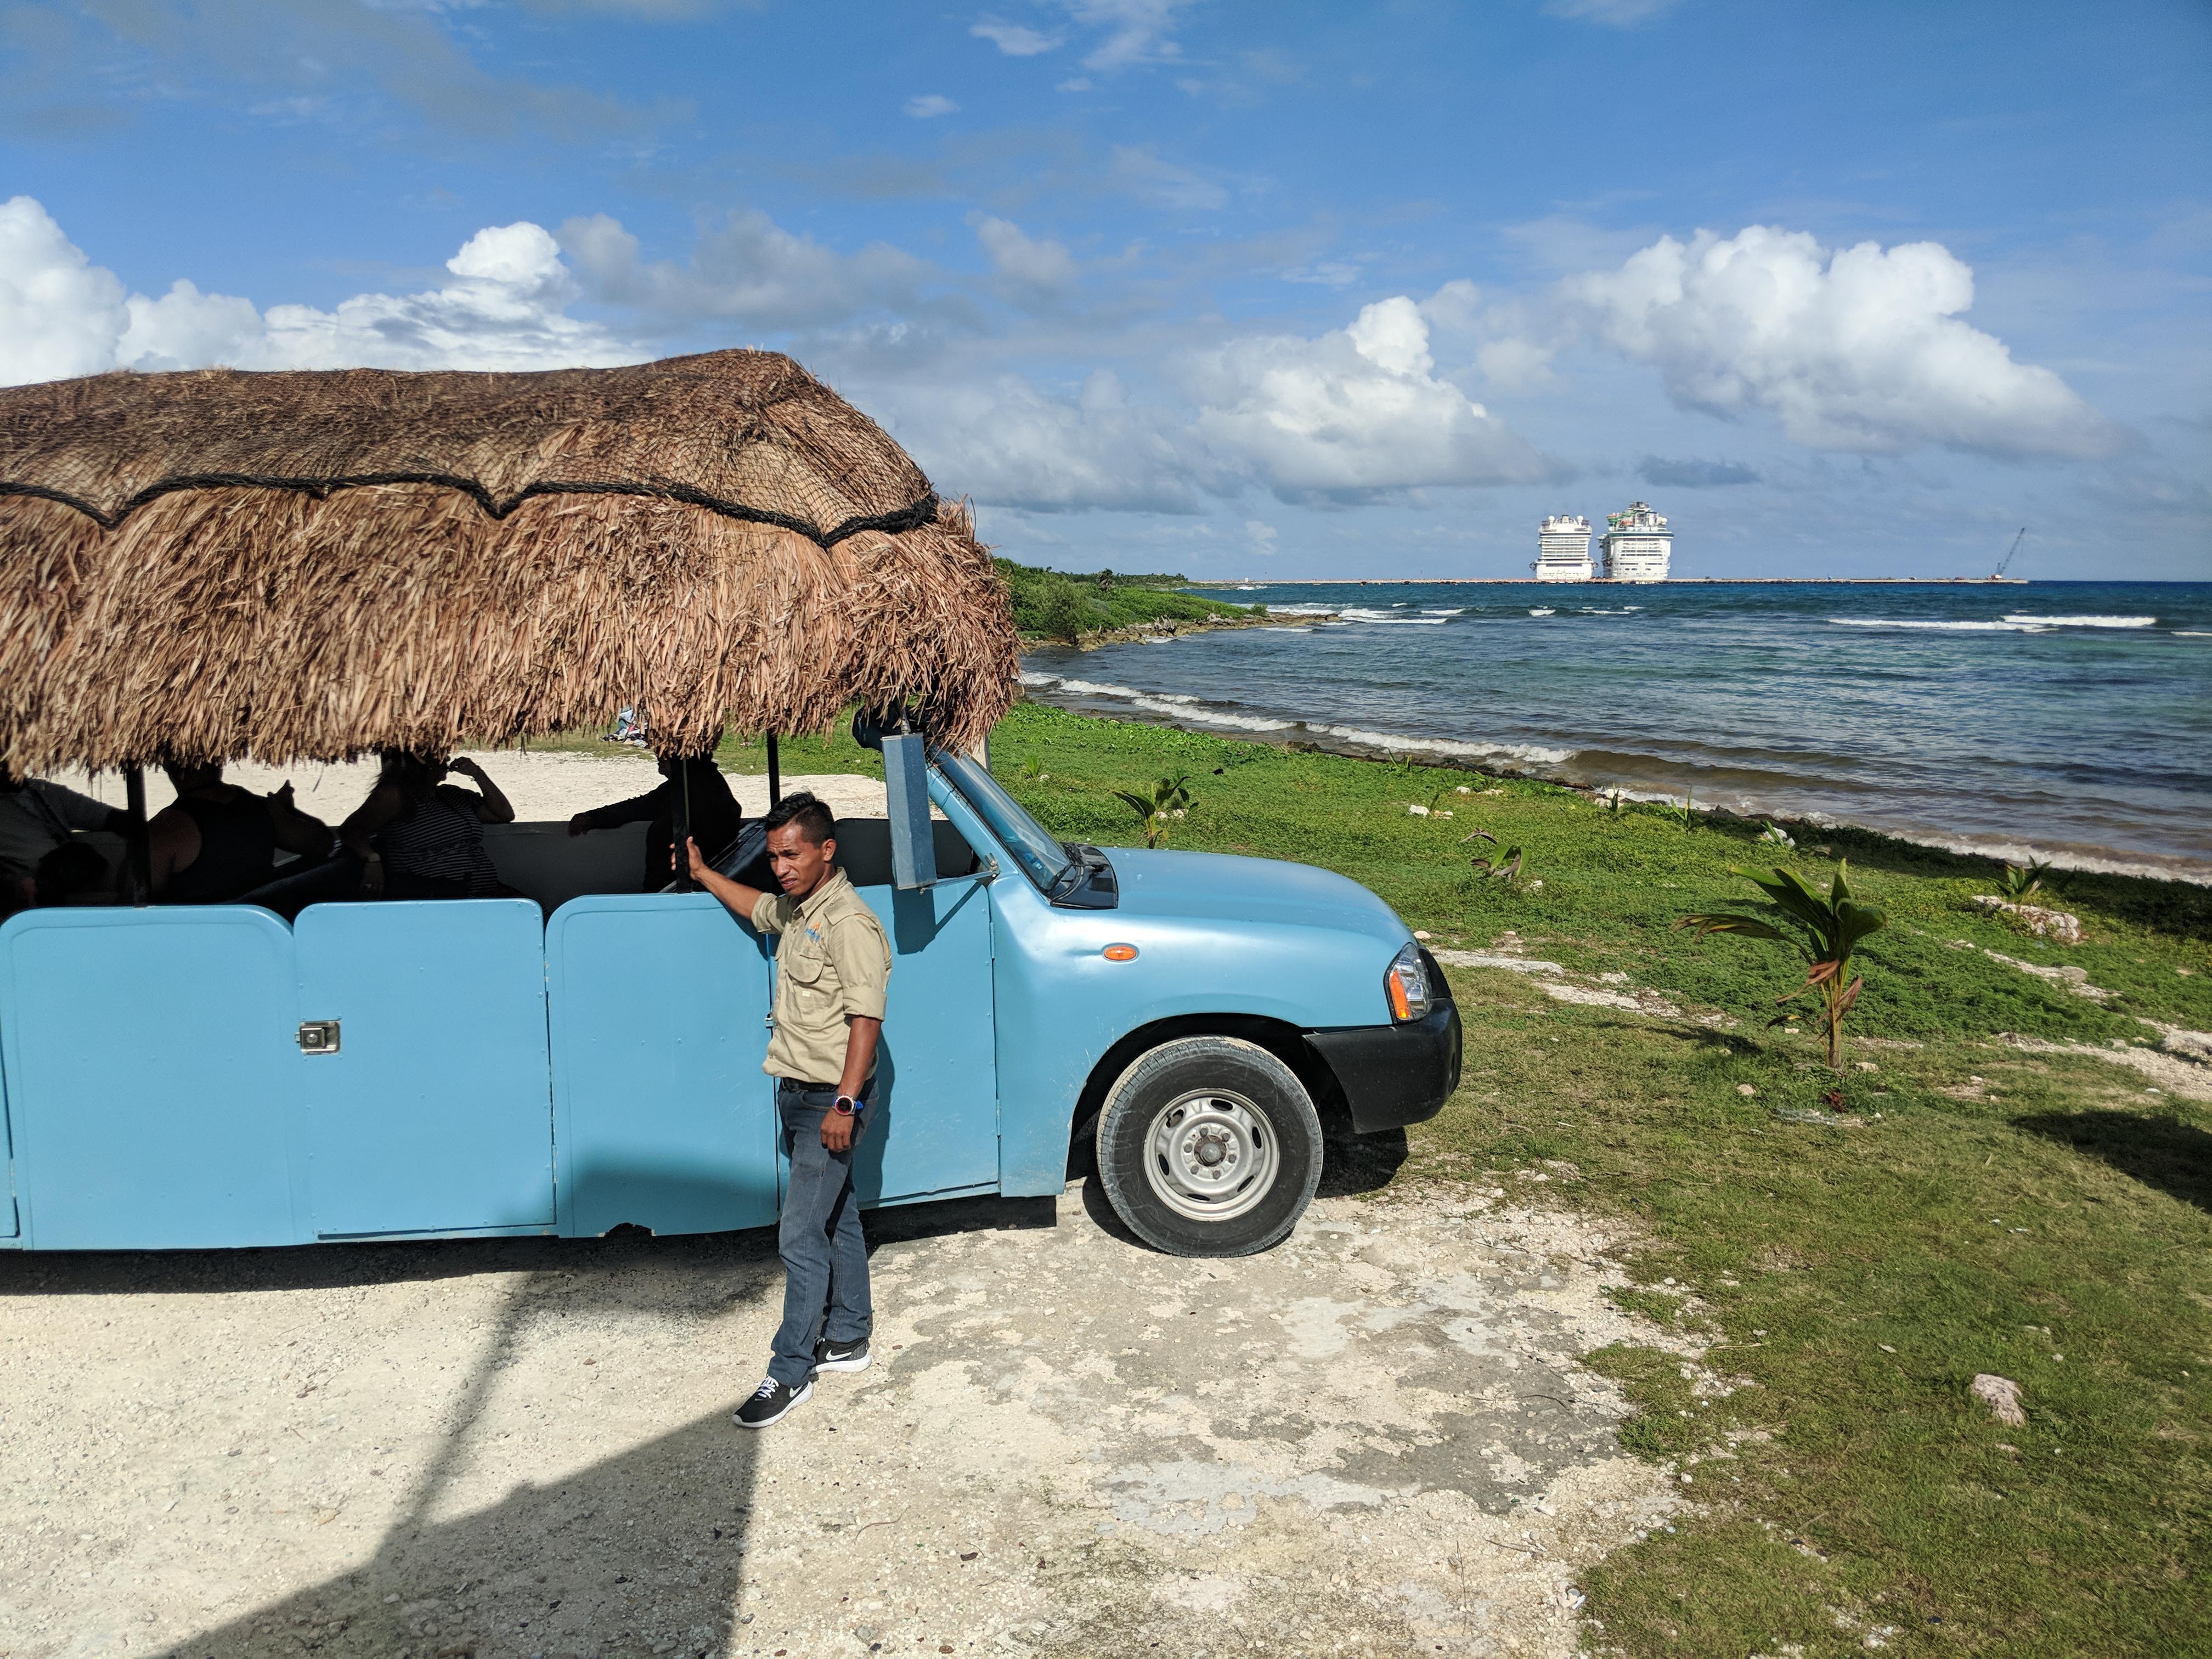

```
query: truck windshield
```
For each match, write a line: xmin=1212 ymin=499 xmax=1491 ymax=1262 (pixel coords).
xmin=936 ymin=752 xmax=1074 ymax=894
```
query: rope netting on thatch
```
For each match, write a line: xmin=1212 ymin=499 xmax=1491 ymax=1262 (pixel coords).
xmin=0 ymin=351 xmax=1018 ymax=771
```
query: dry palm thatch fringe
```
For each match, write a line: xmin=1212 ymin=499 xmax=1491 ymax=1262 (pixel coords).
xmin=0 ymin=351 xmax=1018 ymax=771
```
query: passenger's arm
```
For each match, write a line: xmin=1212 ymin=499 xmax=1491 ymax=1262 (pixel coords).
xmin=448 ymin=759 xmax=515 ymax=824
xmin=821 ymin=1017 xmax=881 ymax=1154
xmin=264 ymin=783 xmax=332 ymax=856
xmin=568 ymin=786 xmax=665 ymax=836
xmin=683 ymin=836 xmax=770 ymax=921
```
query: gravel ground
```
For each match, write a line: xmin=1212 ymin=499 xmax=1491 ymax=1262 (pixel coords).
xmin=0 ymin=1175 xmax=1687 ymax=1659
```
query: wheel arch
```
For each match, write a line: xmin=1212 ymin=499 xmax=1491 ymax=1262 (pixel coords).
xmin=1065 ymin=1012 xmax=1347 ymax=1178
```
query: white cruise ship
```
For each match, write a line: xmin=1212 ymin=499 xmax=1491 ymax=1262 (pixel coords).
xmin=1601 ymin=501 xmax=1672 ymax=582
xmin=1532 ymin=514 xmax=1594 ymax=582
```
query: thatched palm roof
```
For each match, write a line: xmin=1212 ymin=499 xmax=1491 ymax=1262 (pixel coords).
xmin=0 ymin=349 xmax=1017 ymax=772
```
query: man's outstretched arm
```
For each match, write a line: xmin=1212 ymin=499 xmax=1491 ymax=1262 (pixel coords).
xmin=683 ymin=834 xmax=771 ymax=922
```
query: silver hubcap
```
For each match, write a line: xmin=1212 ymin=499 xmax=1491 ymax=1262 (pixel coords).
xmin=1143 ymin=1088 xmax=1279 ymax=1223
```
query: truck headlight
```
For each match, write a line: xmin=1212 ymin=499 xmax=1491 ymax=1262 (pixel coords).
xmin=1385 ymin=941 xmax=1432 ymax=1022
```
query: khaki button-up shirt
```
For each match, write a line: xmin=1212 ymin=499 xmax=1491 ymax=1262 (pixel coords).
xmin=752 ymin=868 xmax=892 ymax=1085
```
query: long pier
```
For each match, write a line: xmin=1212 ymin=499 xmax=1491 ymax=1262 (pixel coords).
xmin=1185 ymin=576 xmax=2025 ymax=586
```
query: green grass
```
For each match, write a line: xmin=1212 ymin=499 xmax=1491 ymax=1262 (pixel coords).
xmin=989 ymin=701 xmax=2212 ymax=1658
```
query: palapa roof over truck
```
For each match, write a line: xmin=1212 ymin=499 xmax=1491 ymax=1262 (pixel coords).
xmin=0 ymin=349 xmax=1018 ymax=772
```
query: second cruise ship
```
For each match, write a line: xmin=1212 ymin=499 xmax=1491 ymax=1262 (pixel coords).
xmin=1601 ymin=501 xmax=1673 ymax=582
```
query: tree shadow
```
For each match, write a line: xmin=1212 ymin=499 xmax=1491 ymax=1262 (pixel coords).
xmin=2017 ymin=1109 xmax=2212 ymax=1214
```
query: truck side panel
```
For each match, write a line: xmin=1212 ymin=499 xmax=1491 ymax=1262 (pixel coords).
xmin=847 ymin=874 xmax=999 ymax=1207
xmin=295 ymin=900 xmax=555 ymax=1239
xmin=0 ymin=908 xmax=298 ymax=1249
xmin=548 ymin=894 xmax=779 ymax=1238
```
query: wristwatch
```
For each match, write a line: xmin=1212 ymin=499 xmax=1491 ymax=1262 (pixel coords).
xmin=832 ymin=1096 xmax=859 ymax=1116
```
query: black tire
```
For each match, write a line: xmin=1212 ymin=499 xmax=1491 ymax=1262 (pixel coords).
xmin=1094 ymin=1035 xmax=1323 ymax=1257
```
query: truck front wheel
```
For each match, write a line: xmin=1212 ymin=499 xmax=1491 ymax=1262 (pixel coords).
xmin=1095 ymin=1035 xmax=1324 ymax=1257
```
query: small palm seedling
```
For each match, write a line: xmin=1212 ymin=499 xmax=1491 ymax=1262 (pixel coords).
xmin=1678 ymin=863 xmax=1889 ymax=1071
xmin=1997 ymin=857 xmax=2052 ymax=901
xmin=1674 ymin=788 xmax=1697 ymax=831
xmin=1113 ymin=773 xmax=1195 ymax=849
xmin=1472 ymin=847 xmax=1524 ymax=881
xmin=1017 ymin=754 xmax=1050 ymax=783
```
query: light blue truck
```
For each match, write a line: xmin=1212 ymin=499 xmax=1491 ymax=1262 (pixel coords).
xmin=0 ymin=745 xmax=1459 ymax=1259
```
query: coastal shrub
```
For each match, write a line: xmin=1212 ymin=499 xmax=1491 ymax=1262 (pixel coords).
xmin=1037 ymin=578 xmax=1093 ymax=644
xmin=1998 ymin=856 xmax=2053 ymax=901
xmin=1678 ymin=864 xmax=1889 ymax=1071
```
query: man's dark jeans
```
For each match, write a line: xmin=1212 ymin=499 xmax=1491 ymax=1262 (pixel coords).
xmin=768 ymin=1078 xmax=873 ymax=1389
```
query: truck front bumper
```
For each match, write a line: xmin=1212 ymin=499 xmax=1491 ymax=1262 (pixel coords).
xmin=1303 ymin=992 xmax=1463 ymax=1135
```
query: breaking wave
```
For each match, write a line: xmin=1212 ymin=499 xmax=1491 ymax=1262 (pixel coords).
xmin=1830 ymin=618 xmax=2052 ymax=632
xmin=2001 ymin=614 xmax=2157 ymax=628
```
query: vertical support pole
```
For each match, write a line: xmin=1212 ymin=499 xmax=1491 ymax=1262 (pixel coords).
xmin=670 ymin=755 xmax=693 ymax=894
xmin=765 ymin=733 xmax=781 ymax=808
xmin=124 ymin=765 xmax=150 ymax=907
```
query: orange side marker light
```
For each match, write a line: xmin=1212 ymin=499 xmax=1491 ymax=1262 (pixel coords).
xmin=1103 ymin=943 xmax=1139 ymax=962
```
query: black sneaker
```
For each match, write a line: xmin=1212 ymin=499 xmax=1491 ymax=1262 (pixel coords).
xmin=733 ymin=1376 xmax=812 ymax=1429
xmin=814 ymin=1336 xmax=871 ymax=1374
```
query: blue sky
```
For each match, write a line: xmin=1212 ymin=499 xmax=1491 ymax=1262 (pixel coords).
xmin=3 ymin=0 xmax=2207 ymax=579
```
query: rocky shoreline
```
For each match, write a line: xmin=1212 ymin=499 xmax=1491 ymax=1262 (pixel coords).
xmin=1018 ymin=608 xmax=1306 ymax=652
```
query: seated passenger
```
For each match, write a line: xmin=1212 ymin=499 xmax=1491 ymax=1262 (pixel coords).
xmin=0 ymin=771 xmax=129 ymax=917
xmin=147 ymin=763 xmax=333 ymax=903
xmin=35 ymin=840 xmax=112 ymax=907
xmin=568 ymin=746 xmax=744 ymax=892
xmin=342 ymin=753 xmax=517 ymax=900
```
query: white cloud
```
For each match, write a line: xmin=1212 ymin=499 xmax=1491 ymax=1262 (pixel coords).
xmin=973 ymin=216 xmax=1077 ymax=292
xmin=970 ymin=17 xmax=1061 ymax=54
xmin=0 ymin=196 xmax=130 ymax=384
xmin=882 ymin=368 xmax=1215 ymax=514
xmin=1056 ymin=77 xmax=1093 ymax=92
xmin=1105 ymin=144 xmax=1227 ymax=211
xmin=1188 ymin=297 xmax=1559 ymax=498
xmin=560 ymin=208 xmax=933 ymax=330
xmin=1562 ymin=225 xmax=2123 ymax=458
xmin=0 ymin=199 xmax=634 ymax=385
xmin=865 ymin=301 xmax=1559 ymax=513
xmin=1540 ymin=0 xmax=1683 ymax=25
xmin=1244 ymin=518 xmax=1279 ymax=555
xmin=1071 ymin=0 xmax=1195 ymax=70
xmin=1282 ymin=261 xmax=1361 ymax=289
xmin=904 ymin=93 xmax=959 ymax=119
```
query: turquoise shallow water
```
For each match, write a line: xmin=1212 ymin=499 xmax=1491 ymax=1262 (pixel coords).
xmin=1021 ymin=580 xmax=2212 ymax=882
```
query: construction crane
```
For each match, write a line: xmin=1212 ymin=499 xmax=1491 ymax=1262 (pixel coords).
xmin=1989 ymin=527 xmax=2028 ymax=583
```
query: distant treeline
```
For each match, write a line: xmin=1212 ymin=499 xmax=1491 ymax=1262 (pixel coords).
xmin=995 ymin=558 xmax=1256 ymax=643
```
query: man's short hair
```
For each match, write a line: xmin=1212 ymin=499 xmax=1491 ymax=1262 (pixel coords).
xmin=761 ymin=791 xmax=836 ymax=847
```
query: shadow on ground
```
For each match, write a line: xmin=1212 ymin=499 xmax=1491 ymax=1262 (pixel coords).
xmin=2017 ymin=1109 xmax=2212 ymax=1214
xmin=0 ymin=1193 xmax=1060 ymax=1659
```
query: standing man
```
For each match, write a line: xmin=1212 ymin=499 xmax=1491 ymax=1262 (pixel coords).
xmin=684 ymin=791 xmax=891 ymax=1429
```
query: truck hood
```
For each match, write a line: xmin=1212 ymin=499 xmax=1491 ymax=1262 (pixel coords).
xmin=1098 ymin=848 xmax=1409 ymax=951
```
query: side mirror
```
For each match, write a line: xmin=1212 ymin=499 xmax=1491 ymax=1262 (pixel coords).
xmin=882 ymin=733 xmax=934 ymax=892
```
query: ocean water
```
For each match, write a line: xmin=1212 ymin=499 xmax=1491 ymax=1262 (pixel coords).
xmin=1020 ymin=580 xmax=2212 ymax=883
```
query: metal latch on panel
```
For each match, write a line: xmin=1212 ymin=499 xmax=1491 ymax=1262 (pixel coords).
xmin=297 ymin=1020 xmax=341 ymax=1055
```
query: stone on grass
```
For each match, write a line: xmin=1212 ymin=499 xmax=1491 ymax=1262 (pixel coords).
xmin=1971 ymin=896 xmax=2082 ymax=945
xmin=1970 ymin=1373 xmax=2027 ymax=1426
